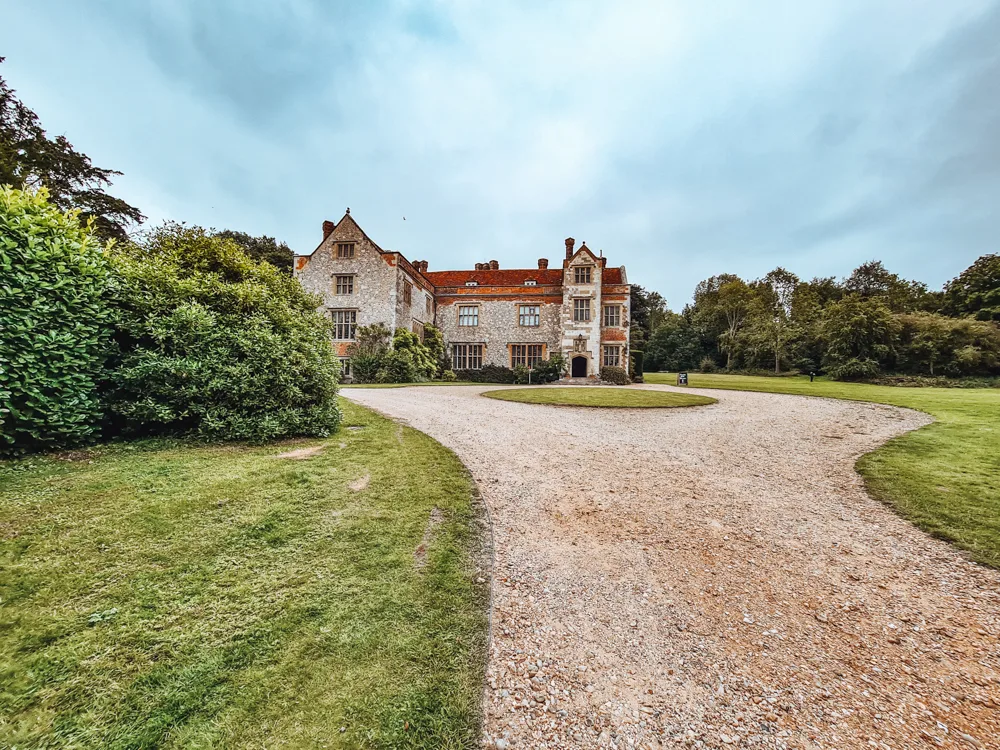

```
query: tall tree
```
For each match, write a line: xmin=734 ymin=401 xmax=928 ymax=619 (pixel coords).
xmin=844 ymin=260 xmax=929 ymax=312
xmin=629 ymin=285 xmax=668 ymax=350
xmin=715 ymin=278 xmax=753 ymax=369
xmin=943 ymin=254 xmax=1000 ymax=322
xmin=820 ymin=296 xmax=898 ymax=380
xmin=746 ymin=268 xmax=801 ymax=374
xmin=0 ymin=58 xmax=143 ymax=242
xmin=215 ymin=230 xmax=294 ymax=274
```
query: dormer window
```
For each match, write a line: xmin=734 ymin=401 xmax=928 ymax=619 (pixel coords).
xmin=465 ymin=281 xmax=478 ymax=286
xmin=574 ymin=266 xmax=592 ymax=284
xmin=525 ymin=279 xmax=537 ymax=286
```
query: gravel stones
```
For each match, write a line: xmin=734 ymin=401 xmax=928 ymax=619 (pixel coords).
xmin=345 ymin=385 xmax=1000 ymax=749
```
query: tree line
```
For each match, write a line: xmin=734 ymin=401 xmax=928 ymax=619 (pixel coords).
xmin=630 ymin=256 xmax=1000 ymax=381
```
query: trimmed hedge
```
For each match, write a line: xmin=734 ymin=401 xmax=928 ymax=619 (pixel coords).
xmin=600 ymin=366 xmax=631 ymax=385
xmin=0 ymin=187 xmax=111 ymax=456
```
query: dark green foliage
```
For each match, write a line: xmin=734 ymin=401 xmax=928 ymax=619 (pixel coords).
xmin=630 ymin=350 xmax=644 ymax=383
xmin=346 ymin=324 xmax=440 ymax=383
xmin=104 ymin=224 xmax=341 ymax=442
xmin=629 ymin=285 xmax=668 ymax=350
xmin=530 ymin=354 xmax=566 ymax=384
xmin=422 ymin=323 xmax=447 ymax=377
xmin=600 ymin=366 xmax=631 ymax=385
xmin=943 ymin=254 xmax=1000 ymax=321
xmin=895 ymin=313 xmax=1000 ymax=376
xmin=699 ymin=357 xmax=718 ymax=373
xmin=454 ymin=364 xmax=516 ymax=383
xmin=0 ymin=186 xmax=111 ymax=455
xmin=0 ymin=58 xmax=143 ymax=241
xmin=214 ymin=230 xmax=293 ymax=274
xmin=513 ymin=364 xmax=530 ymax=384
xmin=821 ymin=296 xmax=898 ymax=381
xmin=645 ymin=312 xmax=703 ymax=371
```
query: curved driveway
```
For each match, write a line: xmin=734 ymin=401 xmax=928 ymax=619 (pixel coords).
xmin=344 ymin=385 xmax=1000 ymax=750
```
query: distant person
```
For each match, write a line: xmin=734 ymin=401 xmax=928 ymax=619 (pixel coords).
xmin=809 ymin=371 xmax=815 ymax=382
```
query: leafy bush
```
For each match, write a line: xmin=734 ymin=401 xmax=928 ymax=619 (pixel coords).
xmin=698 ymin=357 xmax=718 ymax=373
xmin=0 ymin=187 xmax=111 ymax=456
xmin=380 ymin=348 xmax=419 ymax=383
xmin=531 ymin=354 xmax=566 ymax=384
xmin=104 ymin=224 xmax=341 ymax=442
xmin=600 ymin=366 xmax=631 ymax=385
xmin=895 ymin=312 xmax=1000 ymax=376
xmin=441 ymin=369 xmax=457 ymax=382
xmin=827 ymin=357 xmax=881 ymax=381
xmin=454 ymin=364 xmax=516 ymax=383
xmin=392 ymin=327 xmax=435 ymax=379
xmin=422 ymin=324 xmax=447 ymax=377
xmin=513 ymin=364 xmax=530 ymax=384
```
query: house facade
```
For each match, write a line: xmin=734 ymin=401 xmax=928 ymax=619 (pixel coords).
xmin=293 ymin=210 xmax=631 ymax=380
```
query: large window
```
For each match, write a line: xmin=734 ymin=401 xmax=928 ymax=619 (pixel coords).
xmin=335 ymin=275 xmax=354 ymax=295
xmin=574 ymin=266 xmax=592 ymax=284
xmin=519 ymin=305 xmax=540 ymax=327
xmin=331 ymin=309 xmax=357 ymax=340
xmin=337 ymin=243 xmax=355 ymax=259
xmin=603 ymin=345 xmax=621 ymax=368
xmin=458 ymin=305 xmax=479 ymax=326
xmin=511 ymin=344 xmax=543 ymax=368
xmin=603 ymin=304 xmax=620 ymax=327
xmin=573 ymin=298 xmax=591 ymax=322
xmin=452 ymin=343 xmax=483 ymax=370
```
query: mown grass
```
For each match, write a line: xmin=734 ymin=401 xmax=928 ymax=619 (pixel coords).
xmin=646 ymin=372 xmax=1000 ymax=568
xmin=482 ymin=386 xmax=716 ymax=408
xmin=0 ymin=399 xmax=488 ymax=749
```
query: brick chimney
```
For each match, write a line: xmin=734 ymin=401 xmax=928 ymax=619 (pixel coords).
xmin=489 ymin=260 xmax=499 ymax=270
xmin=420 ymin=260 xmax=429 ymax=272
xmin=565 ymin=237 xmax=575 ymax=259
xmin=538 ymin=258 xmax=549 ymax=269
xmin=322 ymin=220 xmax=335 ymax=239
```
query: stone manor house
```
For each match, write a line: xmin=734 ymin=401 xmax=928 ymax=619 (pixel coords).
xmin=293 ymin=210 xmax=631 ymax=381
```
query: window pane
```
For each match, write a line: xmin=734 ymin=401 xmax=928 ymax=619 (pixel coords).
xmin=574 ymin=299 xmax=590 ymax=322
xmin=459 ymin=306 xmax=478 ymax=326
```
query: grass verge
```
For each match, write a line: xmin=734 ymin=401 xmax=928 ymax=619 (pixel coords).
xmin=0 ymin=399 xmax=488 ymax=749
xmin=482 ymin=387 xmax=716 ymax=408
xmin=646 ymin=372 xmax=1000 ymax=568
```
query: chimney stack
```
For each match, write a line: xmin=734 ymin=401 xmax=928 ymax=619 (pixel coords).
xmin=565 ymin=237 xmax=575 ymax=259
xmin=322 ymin=220 xmax=335 ymax=239
xmin=420 ymin=260 xmax=428 ymax=272
xmin=489 ymin=259 xmax=499 ymax=270
xmin=538 ymin=258 xmax=549 ymax=269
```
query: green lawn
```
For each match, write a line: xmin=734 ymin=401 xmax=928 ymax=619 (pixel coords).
xmin=482 ymin=386 xmax=716 ymax=408
xmin=0 ymin=399 xmax=488 ymax=749
xmin=646 ymin=372 xmax=1000 ymax=568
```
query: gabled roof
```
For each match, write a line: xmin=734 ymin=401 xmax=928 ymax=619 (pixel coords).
xmin=603 ymin=268 xmax=624 ymax=284
xmin=423 ymin=268 xmax=565 ymax=287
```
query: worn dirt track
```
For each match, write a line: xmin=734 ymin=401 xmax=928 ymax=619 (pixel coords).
xmin=344 ymin=385 xmax=1000 ymax=750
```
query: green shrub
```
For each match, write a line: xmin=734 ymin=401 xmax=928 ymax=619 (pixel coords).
xmin=827 ymin=357 xmax=881 ymax=381
xmin=392 ymin=327 xmax=435 ymax=379
xmin=698 ymin=357 xmax=718 ymax=373
xmin=441 ymin=369 xmax=457 ymax=382
xmin=513 ymin=364 xmax=530 ymax=384
xmin=0 ymin=187 xmax=111 ymax=456
xmin=600 ymin=366 xmax=631 ymax=385
xmin=382 ymin=348 xmax=419 ymax=383
xmin=531 ymin=354 xmax=566 ymax=384
xmin=104 ymin=224 xmax=341 ymax=442
xmin=454 ymin=364 xmax=516 ymax=383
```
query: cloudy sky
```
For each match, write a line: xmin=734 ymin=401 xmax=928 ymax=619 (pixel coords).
xmin=3 ymin=0 xmax=999 ymax=307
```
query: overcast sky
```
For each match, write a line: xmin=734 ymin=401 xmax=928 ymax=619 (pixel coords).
xmin=3 ymin=0 xmax=999 ymax=307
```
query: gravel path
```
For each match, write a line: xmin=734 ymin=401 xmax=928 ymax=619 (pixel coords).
xmin=344 ymin=385 xmax=1000 ymax=750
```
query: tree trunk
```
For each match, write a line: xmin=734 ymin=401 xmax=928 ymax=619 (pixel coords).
xmin=774 ymin=348 xmax=780 ymax=375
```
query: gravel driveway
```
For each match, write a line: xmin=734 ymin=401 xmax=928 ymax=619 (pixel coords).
xmin=344 ymin=385 xmax=1000 ymax=750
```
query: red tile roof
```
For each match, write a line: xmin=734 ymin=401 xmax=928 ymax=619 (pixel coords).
xmin=423 ymin=268 xmax=565 ymax=287
xmin=603 ymin=268 xmax=623 ymax=284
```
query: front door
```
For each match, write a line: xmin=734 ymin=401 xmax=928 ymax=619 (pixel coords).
xmin=571 ymin=355 xmax=587 ymax=377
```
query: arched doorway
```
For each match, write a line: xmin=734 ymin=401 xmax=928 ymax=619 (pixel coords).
xmin=571 ymin=355 xmax=588 ymax=377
